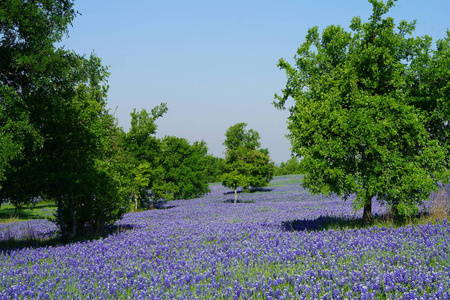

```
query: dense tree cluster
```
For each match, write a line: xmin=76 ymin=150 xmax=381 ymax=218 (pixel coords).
xmin=275 ymin=0 xmax=450 ymax=223
xmin=0 ymin=0 xmax=215 ymax=240
xmin=275 ymin=156 xmax=302 ymax=176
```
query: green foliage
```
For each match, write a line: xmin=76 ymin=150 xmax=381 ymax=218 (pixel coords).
xmin=0 ymin=0 xmax=128 ymax=240
xmin=204 ymin=155 xmax=224 ymax=183
xmin=223 ymin=122 xmax=261 ymax=150
xmin=120 ymin=106 xmax=210 ymax=207
xmin=275 ymin=0 xmax=449 ymax=221
xmin=120 ymin=105 xmax=167 ymax=209
xmin=153 ymin=136 xmax=210 ymax=201
xmin=275 ymin=156 xmax=302 ymax=176
xmin=222 ymin=123 xmax=275 ymax=203
xmin=0 ymin=201 xmax=55 ymax=221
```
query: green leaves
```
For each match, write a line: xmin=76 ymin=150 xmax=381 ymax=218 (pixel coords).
xmin=0 ymin=1 xmax=129 ymax=239
xmin=276 ymin=0 xmax=450 ymax=219
xmin=222 ymin=124 xmax=275 ymax=202
xmin=154 ymin=136 xmax=210 ymax=201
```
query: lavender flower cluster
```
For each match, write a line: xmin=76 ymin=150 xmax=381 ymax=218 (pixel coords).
xmin=0 ymin=176 xmax=449 ymax=299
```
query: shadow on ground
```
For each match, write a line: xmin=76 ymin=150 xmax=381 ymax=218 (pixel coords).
xmin=281 ymin=212 xmax=430 ymax=232
xmin=223 ymin=199 xmax=255 ymax=204
xmin=223 ymin=188 xmax=273 ymax=195
xmin=0 ymin=223 xmax=139 ymax=253
xmin=282 ymin=216 xmax=358 ymax=232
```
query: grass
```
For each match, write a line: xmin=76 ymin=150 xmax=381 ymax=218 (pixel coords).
xmin=269 ymin=175 xmax=303 ymax=187
xmin=0 ymin=201 xmax=56 ymax=223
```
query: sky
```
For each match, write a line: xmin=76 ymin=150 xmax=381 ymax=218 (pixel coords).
xmin=60 ymin=0 xmax=450 ymax=163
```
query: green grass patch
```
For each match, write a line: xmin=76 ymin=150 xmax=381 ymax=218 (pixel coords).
xmin=269 ymin=175 xmax=303 ymax=187
xmin=0 ymin=201 xmax=56 ymax=222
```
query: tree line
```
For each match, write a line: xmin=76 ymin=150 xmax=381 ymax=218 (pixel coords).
xmin=2 ymin=0 xmax=449 ymax=239
xmin=0 ymin=0 xmax=276 ymax=241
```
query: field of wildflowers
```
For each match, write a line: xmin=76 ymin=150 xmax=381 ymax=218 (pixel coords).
xmin=0 ymin=175 xmax=449 ymax=299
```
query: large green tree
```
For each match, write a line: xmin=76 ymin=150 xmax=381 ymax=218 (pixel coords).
xmin=0 ymin=0 xmax=76 ymax=195
xmin=275 ymin=0 xmax=449 ymax=223
xmin=222 ymin=123 xmax=275 ymax=203
xmin=0 ymin=0 xmax=128 ymax=240
xmin=152 ymin=136 xmax=210 ymax=201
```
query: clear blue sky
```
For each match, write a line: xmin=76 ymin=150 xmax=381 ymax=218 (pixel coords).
xmin=60 ymin=0 xmax=450 ymax=163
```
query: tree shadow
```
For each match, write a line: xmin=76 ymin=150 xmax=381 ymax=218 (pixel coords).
xmin=223 ymin=199 xmax=255 ymax=204
xmin=0 ymin=223 xmax=138 ymax=253
xmin=282 ymin=215 xmax=372 ymax=232
xmin=0 ymin=236 xmax=63 ymax=253
xmin=249 ymin=187 xmax=273 ymax=193
xmin=223 ymin=190 xmax=244 ymax=195
xmin=102 ymin=224 xmax=138 ymax=236
xmin=281 ymin=212 xmax=428 ymax=232
xmin=223 ymin=188 xmax=273 ymax=195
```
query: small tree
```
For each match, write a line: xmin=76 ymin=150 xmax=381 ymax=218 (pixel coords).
xmin=222 ymin=123 xmax=275 ymax=203
xmin=275 ymin=0 xmax=449 ymax=223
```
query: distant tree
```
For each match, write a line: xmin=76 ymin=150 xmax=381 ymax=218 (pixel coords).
xmin=152 ymin=136 xmax=210 ymax=201
xmin=274 ymin=0 xmax=449 ymax=223
xmin=0 ymin=0 xmax=129 ymax=240
xmin=275 ymin=156 xmax=302 ymax=176
xmin=222 ymin=123 xmax=275 ymax=203
xmin=204 ymin=155 xmax=224 ymax=183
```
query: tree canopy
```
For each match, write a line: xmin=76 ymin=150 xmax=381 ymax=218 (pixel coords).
xmin=152 ymin=136 xmax=210 ymax=201
xmin=0 ymin=0 xmax=128 ymax=240
xmin=222 ymin=123 xmax=274 ymax=203
xmin=275 ymin=156 xmax=302 ymax=176
xmin=274 ymin=0 xmax=450 ymax=223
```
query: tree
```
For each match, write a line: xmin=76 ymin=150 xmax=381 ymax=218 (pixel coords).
xmin=275 ymin=156 xmax=302 ymax=176
xmin=120 ymin=105 xmax=168 ymax=210
xmin=152 ymin=136 xmax=210 ymax=201
xmin=0 ymin=0 xmax=76 ymax=201
xmin=223 ymin=122 xmax=261 ymax=150
xmin=0 ymin=1 xmax=128 ymax=240
xmin=222 ymin=123 xmax=275 ymax=203
xmin=274 ymin=0 xmax=449 ymax=223
xmin=204 ymin=155 xmax=224 ymax=183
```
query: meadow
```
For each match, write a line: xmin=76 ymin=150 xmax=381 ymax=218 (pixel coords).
xmin=0 ymin=175 xmax=449 ymax=299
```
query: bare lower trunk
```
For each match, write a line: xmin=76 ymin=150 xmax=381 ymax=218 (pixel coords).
xmin=58 ymin=197 xmax=76 ymax=242
xmin=234 ymin=188 xmax=238 ymax=204
xmin=69 ymin=201 xmax=76 ymax=240
xmin=363 ymin=197 xmax=372 ymax=225
xmin=57 ymin=198 xmax=67 ymax=240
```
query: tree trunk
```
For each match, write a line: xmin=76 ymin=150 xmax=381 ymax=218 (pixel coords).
xmin=363 ymin=197 xmax=372 ymax=225
xmin=391 ymin=201 xmax=400 ymax=223
xmin=58 ymin=197 xmax=76 ymax=242
xmin=234 ymin=187 xmax=238 ymax=204
xmin=57 ymin=197 xmax=67 ymax=241
xmin=68 ymin=201 xmax=76 ymax=240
